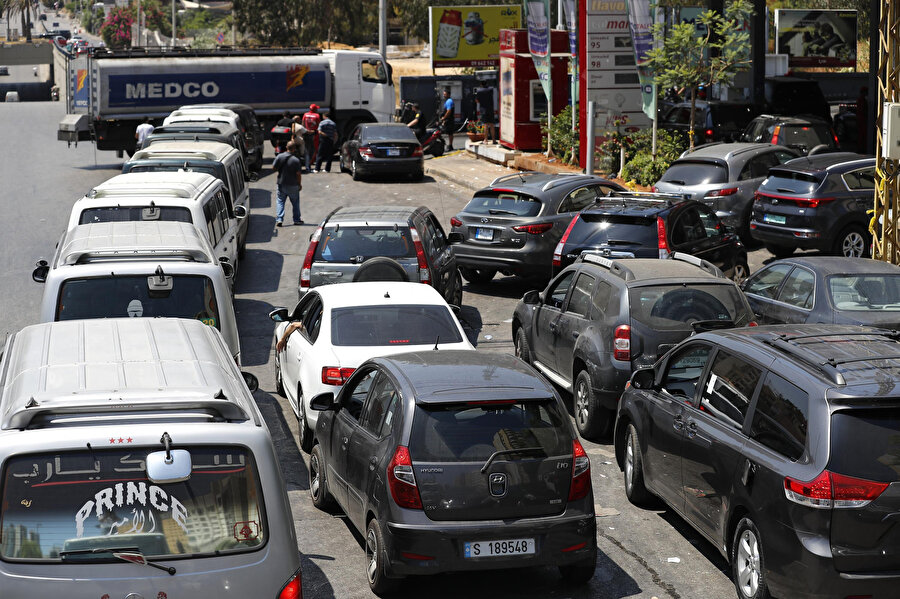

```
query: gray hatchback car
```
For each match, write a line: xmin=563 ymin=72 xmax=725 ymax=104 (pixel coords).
xmin=307 ymin=350 xmax=597 ymax=595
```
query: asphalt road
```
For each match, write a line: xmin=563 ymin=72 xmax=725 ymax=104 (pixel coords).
xmin=0 ymin=100 xmax=787 ymax=598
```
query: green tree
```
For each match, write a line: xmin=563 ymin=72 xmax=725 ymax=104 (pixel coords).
xmin=644 ymin=0 xmax=753 ymax=151
xmin=233 ymin=0 xmax=302 ymax=46
xmin=99 ymin=6 xmax=134 ymax=48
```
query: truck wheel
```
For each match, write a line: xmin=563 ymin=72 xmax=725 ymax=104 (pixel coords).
xmin=574 ymin=370 xmax=611 ymax=439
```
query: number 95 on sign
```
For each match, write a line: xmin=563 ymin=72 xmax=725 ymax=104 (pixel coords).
xmin=464 ymin=538 xmax=535 ymax=558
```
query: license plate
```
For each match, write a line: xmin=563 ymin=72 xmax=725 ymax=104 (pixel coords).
xmin=387 ymin=148 xmax=400 ymax=156
xmin=464 ymin=538 xmax=535 ymax=558
xmin=763 ymin=214 xmax=786 ymax=225
xmin=475 ymin=227 xmax=494 ymax=241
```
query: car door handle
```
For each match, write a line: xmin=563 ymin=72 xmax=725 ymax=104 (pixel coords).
xmin=352 ymin=101 xmax=360 ymax=105
xmin=673 ymin=415 xmax=684 ymax=431
xmin=548 ymin=323 xmax=558 ymax=333
xmin=362 ymin=100 xmax=369 ymax=105
xmin=686 ymin=421 xmax=698 ymax=438
xmin=572 ymin=331 xmax=580 ymax=340
xmin=341 ymin=436 xmax=349 ymax=447
xmin=369 ymin=456 xmax=378 ymax=470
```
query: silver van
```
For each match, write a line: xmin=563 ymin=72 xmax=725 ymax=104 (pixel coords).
xmin=0 ymin=318 xmax=302 ymax=598
xmin=69 ymin=171 xmax=246 ymax=275
xmin=123 ymin=142 xmax=253 ymax=259
xmin=31 ymin=221 xmax=241 ymax=363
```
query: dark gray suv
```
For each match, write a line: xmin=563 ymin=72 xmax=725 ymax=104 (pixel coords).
xmin=307 ymin=350 xmax=597 ymax=595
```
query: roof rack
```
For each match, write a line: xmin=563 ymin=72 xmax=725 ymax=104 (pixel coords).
xmin=489 ymin=172 xmax=542 ymax=186
xmin=578 ymin=252 xmax=634 ymax=280
xmin=671 ymin=252 xmax=725 ymax=278
xmin=89 ymin=186 xmax=198 ymax=200
xmin=58 ymin=222 xmax=213 ymax=266
xmin=606 ymin=191 xmax=683 ymax=202
xmin=65 ymin=248 xmax=210 ymax=265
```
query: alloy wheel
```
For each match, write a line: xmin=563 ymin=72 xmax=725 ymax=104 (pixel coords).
xmin=624 ymin=435 xmax=635 ymax=490
xmin=842 ymin=231 xmax=866 ymax=257
xmin=736 ymin=528 xmax=761 ymax=598
xmin=366 ymin=527 xmax=379 ymax=583
xmin=575 ymin=379 xmax=589 ymax=428
xmin=309 ymin=449 xmax=321 ymax=499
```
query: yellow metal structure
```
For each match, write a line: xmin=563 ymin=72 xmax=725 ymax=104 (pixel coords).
xmin=872 ymin=0 xmax=900 ymax=263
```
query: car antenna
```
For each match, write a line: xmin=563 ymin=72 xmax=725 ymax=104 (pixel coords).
xmin=433 ymin=336 xmax=440 ymax=350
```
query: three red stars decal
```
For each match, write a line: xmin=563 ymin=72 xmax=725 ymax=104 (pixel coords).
xmin=109 ymin=437 xmax=134 ymax=444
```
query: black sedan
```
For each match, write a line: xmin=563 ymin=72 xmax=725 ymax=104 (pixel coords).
xmin=742 ymin=256 xmax=900 ymax=327
xmin=339 ymin=123 xmax=424 ymax=181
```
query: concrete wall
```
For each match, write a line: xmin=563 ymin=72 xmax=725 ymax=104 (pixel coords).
xmin=0 ymin=43 xmax=52 ymax=65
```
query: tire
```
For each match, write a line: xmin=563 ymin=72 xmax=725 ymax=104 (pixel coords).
xmin=834 ymin=224 xmax=869 ymax=258
xmin=308 ymin=444 xmax=334 ymax=510
xmin=410 ymin=169 xmax=424 ymax=182
xmin=573 ymin=370 xmax=611 ymax=439
xmin=515 ymin=328 xmax=532 ymax=364
xmin=623 ymin=424 xmax=653 ymax=506
xmin=558 ymin=546 xmax=597 ymax=585
xmin=366 ymin=519 xmax=401 ymax=596
xmin=448 ymin=269 xmax=463 ymax=306
xmin=764 ymin=243 xmax=795 ymax=259
xmin=238 ymin=240 xmax=247 ymax=260
xmin=351 ymin=159 xmax=362 ymax=181
xmin=731 ymin=517 xmax=771 ymax=599
xmin=731 ymin=261 xmax=750 ymax=285
xmin=459 ymin=267 xmax=496 ymax=284
xmin=431 ymin=138 xmax=445 ymax=157
xmin=298 ymin=395 xmax=313 ymax=454
xmin=352 ymin=257 xmax=410 ymax=283
xmin=274 ymin=353 xmax=286 ymax=397
xmin=339 ymin=154 xmax=349 ymax=174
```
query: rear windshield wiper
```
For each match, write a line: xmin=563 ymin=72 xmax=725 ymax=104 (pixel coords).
xmin=480 ymin=446 xmax=545 ymax=473
xmin=59 ymin=547 xmax=176 ymax=575
xmin=664 ymin=179 xmax=686 ymax=185
xmin=487 ymin=209 xmax=519 ymax=216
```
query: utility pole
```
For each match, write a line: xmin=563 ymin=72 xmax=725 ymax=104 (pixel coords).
xmin=378 ymin=0 xmax=387 ymax=58
xmin=171 ymin=0 xmax=176 ymax=48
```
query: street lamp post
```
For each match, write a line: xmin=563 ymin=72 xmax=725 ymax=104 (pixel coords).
xmin=171 ymin=0 xmax=175 ymax=48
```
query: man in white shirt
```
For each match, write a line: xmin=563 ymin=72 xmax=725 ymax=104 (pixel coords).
xmin=134 ymin=118 xmax=154 ymax=146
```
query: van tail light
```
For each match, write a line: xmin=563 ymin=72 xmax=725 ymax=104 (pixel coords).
xmin=705 ymin=187 xmax=738 ymax=198
xmin=359 ymin=145 xmax=373 ymax=157
xmin=705 ymin=128 xmax=714 ymax=139
xmin=387 ymin=445 xmax=422 ymax=509
xmin=771 ymin=125 xmax=781 ymax=145
xmin=299 ymin=226 xmax=322 ymax=288
xmin=277 ymin=568 xmax=303 ymax=599
xmin=321 ymin=367 xmax=355 ymax=386
xmin=784 ymin=470 xmax=888 ymax=509
xmin=513 ymin=222 xmax=553 ymax=235
xmin=613 ymin=325 xmax=631 ymax=361
xmin=409 ymin=228 xmax=430 ymax=284
xmin=450 ymin=217 xmax=463 ymax=228
xmin=833 ymin=130 xmax=840 ymax=147
xmin=657 ymin=217 xmax=670 ymax=259
xmin=568 ymin=440 xmax=592 ymax=501
xmin=412 ymin=145 xmax=424 ymax=157
xmin=553 ymin=215 xmax=579 ymax=266
xmin=748 ymin=321 xmax=758 ymax=327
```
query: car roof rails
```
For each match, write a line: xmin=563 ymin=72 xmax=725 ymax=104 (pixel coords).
xmin=606 ymin=190 xmax=683 ymax=202
xmin=578 ymin=252 xmax=635 ymax=280
xmin=488 ymin=172 xmax=542 ymax=186
xmin=671 ymin=252 xmax=725 ymax=278
xmin=540 ymin=174 xmax=598 ymax=192
xmin=59 ymin=222 xmax=213 ymax=267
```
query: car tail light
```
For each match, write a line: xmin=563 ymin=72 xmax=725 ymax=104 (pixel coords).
xmin=613 ymin=325 xmax=631 ymax=361
xmin=705 ymin=187 xmax=738 ymax=198
xmin=277 ymin=569 xmax=302 ymax=599
xmin=568 ymin=440 xmax=592 ymax=501
xmin=757 ymin=192 xmax=832 ymax=209
xmin=321 ymin=367 xmax=355 ymax=385
xmin=553 ymin=215 xmax=579 ymax=266
xmin=450 ymin=217 xmax=463 ymax=228
xmin=771 ymin=125 xmax=781 ymax=145
xmin=359 ymin=145 xmax=373 ymax=157
xmin=748 ymin=321 xmax=758 ymax=327
xmin=512 ymin=222 xmax=553 ymax=235
xmin=492 ymin=188 xmax=516 ymax=193
xmin=784 ymin=470 xmax=888 ymax=509
xmin=387 ymin=445 xmax=422 ymax=509
xmin=299 ymin=226 xmax=323 ymax=288
xmin=412 ymin=145 xmax=424 ymax=157
xmin=409 ymin=228 xmax=430 ymax=284
xmin=705 ymin=128 xmax=714 ymax=138
xmin=657 ymin=217 xmax=670 ymax=259
xmin=833 ymin=130 xmax=840 ymax=147
xmin=651 ymin=186 xmax=657 ymax=192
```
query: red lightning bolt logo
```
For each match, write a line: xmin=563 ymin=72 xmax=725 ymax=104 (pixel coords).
xmin=286 ymin=65 xmax=309 ymax=92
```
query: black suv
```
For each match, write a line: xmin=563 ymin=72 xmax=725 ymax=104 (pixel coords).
xmin=740 ymin=114 xmax=839 ymax=155
xmin=448 ymin=172 xmax=625 ymax=284
xmin=616 ymin=325 xmax=900 ymax=599
xmin=750 ymin=153 xmax=875 ymax=258
xmin=512 ymin=253 xmax=754 ymax=438
xmin=553 ymin=194 xmax=749 ymax=282
xmin=659 ymin=100 xmax=757 ymax=145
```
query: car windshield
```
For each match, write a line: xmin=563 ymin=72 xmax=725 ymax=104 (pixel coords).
xmin=829 ymin=410 xmax=900 ymax=482
xmin=410 ymin=399 xmax=569 ymax=462
xmin=79 ymin=206 xmax=192 ymax=225
xmin=314 ymin=225 xmax=415 ymax=262
xmin=362 ymin=126 xmax=418 ymax=142
xmin=0 ymin=447 xmax=266 ymax=560
xmin=779 ymin=125 xmax=833 ymax=150
xmin=829 ymin=275 xmax=900 ymax=311
xmin=56 ymin=275 xmax=220 ymax=329
xmin=330 ymin=305 xmax=463 ymax=345
xmin=629 ymin=283 xmax=752 ymax=330
xmin=760 ymin=170 xmax=822 ymax=195
xmin=463 ymin=192 xmax=542 ymax=217
xmin=660 ymin=162 xmax=727 ymax=186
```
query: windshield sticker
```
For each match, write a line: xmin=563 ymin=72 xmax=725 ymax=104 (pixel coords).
xmin=127 ymin=299 xmax=144 ymax=317
xmin=233 ymin=520 xmax=259 ymax=542
xmin=200 ymin=316 xmax=217 ymax=327
xmin=75 ymin=482 xmax=188 ymax=538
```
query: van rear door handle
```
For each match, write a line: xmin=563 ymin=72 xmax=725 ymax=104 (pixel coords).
xmin=572 ymin=331 xmax=580 ymax=340
xmin=320 ymin=271 xmax=343 ymax=277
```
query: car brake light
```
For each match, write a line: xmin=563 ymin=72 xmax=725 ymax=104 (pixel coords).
xmin=613 ymin=325 xmax=630 ymax=361
xmin=491 ymin=188 xmax=516 ymax=193
xmin=277 ymin=570 xmax=302 ymax=599
xmin=705 ymin=128 xmax=714 ymax=138
xmin=299 ymin=226 xmax=323 ymax=288
xmin=757 ymin=192 xmax=832 ymax=209
xmin=705 ymin=187 xmax=738 ymax=198
xmin=772 ymin=125 xmax=781 ymax=145
xmin=553 ymin=215 xmax=579 ymax=266
xmin=359 ymin=145 xmax=373 ymax=157
xmin=512 ymin=222 xmax=553 ymax=235
xmin=657 ymin=217 xmax=669 ymax=259
xmin=450 ymin=217 xmax=463 ymax=228
xmin=409 ymin=228 xmax=430 ymax=284
xmin=833 ymin=131 xmax=840 ymax=147
xmin=388 ymin=445 xmax=422 ymax=509
xmin=748 ymin=321 xmax=758 ymax=327
xmin=651 ymin=186 xmax=657 ymax=192
xmin=568 ymin=440 xmax=591 ymax=501
xmin=412 ymin=145 xmax=424 ymax=157
xmin=321 ymin=367 xmax=355 ymax=385
xmin=784 ymin=470 xmax=888 ymax=509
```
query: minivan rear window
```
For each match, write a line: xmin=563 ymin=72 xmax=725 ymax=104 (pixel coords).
xmin=314 ymin=226 xmax=415 ymax=262
xmin=661 ymin=162 xmax=727 ymax=186
xmin=126 ymin=164 xmax=226 ymax=184
xmin=79 ymin=206 xmax=192 ymax=225
xmin=464 ymin=192 xmax=542 ymax=217
xmin=410 ymin=399 xmax=569 ymax=462
xmin=57 ymin=275 xmax=220 ymax=329
xmin=760 ymin=170 xmax=822 ymax=195
xmin=331 ymin=305 xmax=463 ymax=346
xmin=829 ymin=410 xmax=900 ymax=482
xmin=0 ymin=447 xmax=266 ymax=560
xmin=629 ymin=283 xmax=752 ymax=330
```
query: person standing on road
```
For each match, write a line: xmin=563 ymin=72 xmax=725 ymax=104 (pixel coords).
xmin=440 ymin=89 xmax=455 ymax=151
xmin=272 ymin=140 xmax=303 ymax=227
xmin=316 ymin=111 xmax=338 ymax=173
xmin=302 ymin=104 xmax=322 ymax=172
xmin=475 ymin=87 xmax=497 ymax=144
xmin=134 ymin=117 xmax=154 ymax=147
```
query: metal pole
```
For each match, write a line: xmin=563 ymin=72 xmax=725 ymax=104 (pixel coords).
xmin=136 ymin=0 xmax=141 ymax=46
xmin=556 ymin=0 xmax=564 ymax=29
xmin=171 ymin=0 xmax=176 ymax=48
xmin=585 ymin=100 xmax=595 ymax=174
xmin=378 ymin=0 xmax=387 ymax=59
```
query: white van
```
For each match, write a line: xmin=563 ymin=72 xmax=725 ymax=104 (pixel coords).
xmin=0 ymin=318 xmax=302 ymax=598
xmin=31 ymin=220 xmax=241 ymax=363
xmin=70 ymin=171 xmax=245 ymax=274
xmin=163 ymin=108 xmax=242 ymax=131
xmin=123 ymin=142 xmax=252 ymax=258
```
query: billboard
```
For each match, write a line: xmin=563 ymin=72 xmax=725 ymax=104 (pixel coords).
xmin=775 ymin=9 xmax=857 ymax=69
xmin=429 ymin=5 xmax=522 ymax=68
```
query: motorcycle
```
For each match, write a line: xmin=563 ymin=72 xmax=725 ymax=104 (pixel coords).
xmin=417 ymin=118 xmax=446 ymax=157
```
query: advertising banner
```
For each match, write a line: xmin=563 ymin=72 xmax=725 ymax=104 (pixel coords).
xmin=429 ymin=5 xmax=522 ymax=68
xmin=775 ymin=9 xmax=857 ymax=69
xmin=524 ymin=0 xmax=552 ymax=102
xmin=71 ymin=56 xmax=90 ymax=112
xmin=625 ymin=0 xmax=656 ymax=120
xmin=562 ymin=0 xmax=579 ymax=111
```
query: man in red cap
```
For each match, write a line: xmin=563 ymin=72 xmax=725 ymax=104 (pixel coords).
xmin=302 ymin=104 xmax=322 ymax=172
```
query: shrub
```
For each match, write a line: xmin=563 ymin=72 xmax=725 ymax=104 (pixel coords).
xmin=540 ymin=104 xmax=579 ymax=166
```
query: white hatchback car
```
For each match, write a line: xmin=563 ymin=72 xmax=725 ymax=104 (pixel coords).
xmin=269 ymin=282 xmax=474 ymax=452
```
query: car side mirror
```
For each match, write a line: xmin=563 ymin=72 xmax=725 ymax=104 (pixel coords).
xmin=241 ymin=372 xmax=259 ymax=393
xmin=269 ymin=307 xmax=290 ymax=322
xmin=234 ymin=205 xmax=247 ymax=219
xmin=219 ymin=257 xmax=234 ymax=279
xmin=447 ymin=231 xmax=464 ymax=244
xmin=32 ymin=259 xmax=49 ymax=283
xmin=247 ymin=172 xmax=259 ymax=182
xmin=309 ymin=392 xmax=336 ymax=411
xmin=522 ymin=290 xmax=541 ymax=305
xmin=630 ymin=368 xmax=656 ymax=391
